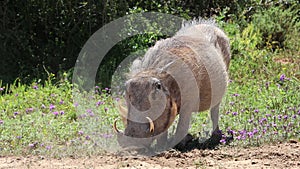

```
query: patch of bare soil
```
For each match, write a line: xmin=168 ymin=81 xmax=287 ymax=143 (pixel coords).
xmin=1 ymin=141 xmax=299 ymax=169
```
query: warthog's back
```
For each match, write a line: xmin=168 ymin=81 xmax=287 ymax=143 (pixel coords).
xmin=130 ymin=20 xmax=230 ymax=112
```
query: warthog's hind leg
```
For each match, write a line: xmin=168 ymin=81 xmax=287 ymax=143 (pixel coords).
xmin=199 ymin=103 xmax=223 ymax=148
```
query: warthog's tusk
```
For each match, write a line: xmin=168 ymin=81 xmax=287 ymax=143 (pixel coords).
xmin=146 ymin=116 xmax=155 ymax=133
xmin=113 ymin=119 xmax=122 ymax=133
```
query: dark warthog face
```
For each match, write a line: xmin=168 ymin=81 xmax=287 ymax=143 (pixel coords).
xmin=114 ymin=71 xmax=179 ymax=148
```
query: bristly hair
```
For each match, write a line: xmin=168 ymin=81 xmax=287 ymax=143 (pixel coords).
xmin=175 ymin=18 xmax=217 ymax=36
xmin=182 ymin=17 xmax=217 ymax=28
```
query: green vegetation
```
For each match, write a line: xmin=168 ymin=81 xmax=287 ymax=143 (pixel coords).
xmin=0 ymin=1 xmax=299 ymax=157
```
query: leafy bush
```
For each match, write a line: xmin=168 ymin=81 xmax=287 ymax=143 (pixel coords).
xmin=251 ymin=4 xmax=300 ymax=49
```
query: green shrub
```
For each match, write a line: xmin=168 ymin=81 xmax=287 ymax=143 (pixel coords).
xmin=251 ymin=4 xmax=300 ymax=50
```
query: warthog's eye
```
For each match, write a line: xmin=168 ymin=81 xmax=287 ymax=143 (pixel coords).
xmin=154 ymin=82 xmax=161 ymax=90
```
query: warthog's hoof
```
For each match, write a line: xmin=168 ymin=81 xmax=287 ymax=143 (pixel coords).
xmin=174 ymin=130 xmax=234 ymax=152
xmin=198 ymin=130 xmax=222 ymax=149
xmin=174 ymin=133 xmax=199 ymax=152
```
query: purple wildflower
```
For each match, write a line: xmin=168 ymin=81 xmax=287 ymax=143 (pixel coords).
xmin=226 ymin=111 xmax=230 ymax=115
xmin=52 ymin=111 xmax=58 ymax=116
xmin=89 ymin=112 xmax=95 ymax=117
xmin=272 ymin=123 xmax=277 ymax=127
xmin=29 ymin=143 xmax=35 ymax=148
xmin=292 ymin=114 xmax=297 ymax=119
xmin=96 ymin=101 xmax=103 ymax=106
xmin=280 ymin=74 xmax=285 ymax=81
xmin=254 ymin=109 xmax=259 ymax=113
xmin=16 ymin=136 xmax=22 ymax=139
xmin=74 ymin=102 xmax=79 ymax=107
xmin=283 ymin=115 xmax=288 ymax=120
xmin=78 ymin=131 xmax=84 ymax=135
xmin=0 ymin=87 xmax=3 ymax=91
xmin=266 ymin=114 xmax=271 ymax=117
xmin=232 ymin=93 xmax=240 ymax=97
xmin=227 ymin=128 xmax=235 ymax=135
xmin=278 ymin=115 xmax=282 ymax=120
xmin=253 ymin=128 xmax=258 ymax=134
xmin=26 ymin=108 xmax=34 ymax=113
xmin=105 ymin=87 xmax=109 ymax=91
xmin=248 ymin=119 xmax=253 ymax=123
xmin=59 ymin=100 xmax=64 ymax=104
xmin=60 ymin=111 xmax=65 ymax=115
xmin=104 ymin=107 xmax=109 ymax=112
xmin=85 ymin=135 xmax=91 ymax=140
xmin=95 ymin=86 xmax=99 ymax=89
xmin=220 ymin=139 xmax=226 ymax=144
xmin=0 ymin=120 xmax=4 ymax=125
xmin=262 ymin=129 xmax=267 ymax=134
xmin=229 ymin=102 xmax=235 ymax=105
xmin=49 ymin=104 xmax=55 ymax=111
xmin=46 ymin=145 xmax=52 ymax=150
xmin=259 ymin=118 xmax=267 ymax=124
xmin=79 ymin=114 xmax=87 ymax=119
xmin=101 ymin=133 xmax=113 ymax=138
xmin=115 ymin=98 xmax=120 ymax=102
xmin=283 ymin=125 xmax=287 ymax=130
xmin=14 ymin=112 xmax=19 ymax=116
xmin=247 ymin=132 xmax=254 ymax=138
xmin=33 ymin=85 xmax=38 ymax=90
xmin=238 ymin=130 xmax=247 ymax=140
xmin=232 ymin=112 xmax=238 ymax=116
xmin=298 ymin=110 xmax=300 ymax=115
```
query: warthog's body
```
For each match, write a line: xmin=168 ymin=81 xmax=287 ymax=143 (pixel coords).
xmin=114 ymin=19 xmax=230 ymax=150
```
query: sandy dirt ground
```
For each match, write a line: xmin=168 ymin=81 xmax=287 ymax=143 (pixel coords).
xmin=1 ymin=141 xmax=299 ymax=169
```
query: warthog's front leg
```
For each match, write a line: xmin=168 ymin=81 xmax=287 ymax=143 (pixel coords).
xmin=155 ymin=131 xmax=168 ymax=151
xmin=171 ymin=111 xmax=193 ymax=147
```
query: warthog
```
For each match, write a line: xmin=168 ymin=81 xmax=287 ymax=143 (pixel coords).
xmin=114 ymin=19 xmax=230 ymax=150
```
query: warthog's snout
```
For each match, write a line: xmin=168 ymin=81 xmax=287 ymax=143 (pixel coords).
xmin=113 ymin=75 xmax=178 ymax=147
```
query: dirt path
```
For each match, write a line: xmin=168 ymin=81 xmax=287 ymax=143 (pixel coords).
xmin=1 ymin=142 xmax=299 ymax=169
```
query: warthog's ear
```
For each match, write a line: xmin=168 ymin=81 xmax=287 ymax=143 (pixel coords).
xmin=157 ymin=61 xmax=175 ymax=73
xmin=118 ymin=102 xmax=128 ymax=127
xmin=166 ymin=99 xmax=178 ymax=129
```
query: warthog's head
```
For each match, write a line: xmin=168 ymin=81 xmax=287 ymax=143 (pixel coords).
xmin=114 ymin=70 xmax=180 ymax=148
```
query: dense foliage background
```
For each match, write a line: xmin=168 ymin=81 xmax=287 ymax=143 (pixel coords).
xmin=1 ymin=0 xmax=299 ymax=87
